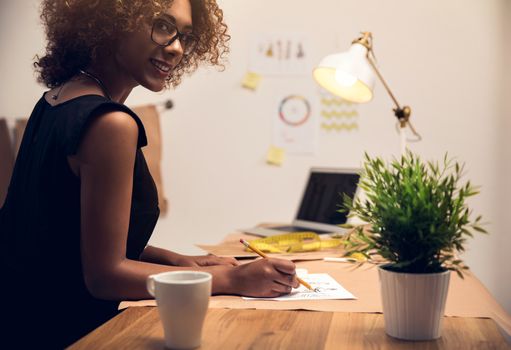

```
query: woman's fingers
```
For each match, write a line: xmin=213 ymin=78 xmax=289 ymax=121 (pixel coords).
xmin=274 ymin=271 xmax=300 ymax=289
xmin=271 ymin=280 xmax=294 ymax=295
xmin=230 ymin=257 xmax=301 ymax=297
xmin=270 ymin=258 xmax=296 ymax=275
xmin=213 ymin=255 xmax=240 ymax=266
xmin=201 ymin=254 xmax=239 ymax=266
xmin=266 ymin=258 xmax=299 ymax=288
xmin=271 ymin=271 xmax=299 ymax=289
xmin=256 ymin=258 xmax=298 ymax=294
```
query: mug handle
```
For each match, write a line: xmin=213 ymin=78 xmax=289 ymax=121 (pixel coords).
xmin=146 ymin=275 xmax=156 ymax=297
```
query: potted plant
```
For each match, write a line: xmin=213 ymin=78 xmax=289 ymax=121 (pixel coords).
xmin=341 ymin=151 xmax=487 ymax=340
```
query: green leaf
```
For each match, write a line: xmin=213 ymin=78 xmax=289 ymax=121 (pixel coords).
xmin=473 ymin=226 xmax=488 ymax=234
xmin=338 ymin=151 xmax=487 ymax=276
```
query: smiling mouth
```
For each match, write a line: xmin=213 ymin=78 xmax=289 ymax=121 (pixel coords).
xmin=150 ymin=58 xmax=171 ymax=73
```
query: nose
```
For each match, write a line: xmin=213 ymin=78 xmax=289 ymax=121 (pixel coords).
xmin=163 ymin=37 xmax=184 ymax=58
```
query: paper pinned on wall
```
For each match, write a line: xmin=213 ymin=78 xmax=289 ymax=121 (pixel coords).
xmin=248 ymin=32 xmax=312 ymax=76
xmin=266 ymin=145 xmax=285 ymax=166
xmin=242 ymin=273 xmax=356 ymax=301
xmin=319 ymin=88 xmax=360 ymax=133
xmin=272 ymin=94 xmax=317 ymax=154
xmin=241 ymin=71 xmax=262 ymax=91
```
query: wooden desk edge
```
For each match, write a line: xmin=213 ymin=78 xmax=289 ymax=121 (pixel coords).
xmin=69 ymin=307 xmax=511 ymax=349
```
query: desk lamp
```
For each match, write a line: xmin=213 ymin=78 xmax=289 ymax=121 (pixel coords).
xmin=313 ymin=32 xmax=421 ymax=154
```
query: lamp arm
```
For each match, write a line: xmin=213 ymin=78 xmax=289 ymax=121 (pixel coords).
xmin=365 ymin=53 xmax=410 ymax=127
xmin=351 ymin=31 xmax=421 ymax=151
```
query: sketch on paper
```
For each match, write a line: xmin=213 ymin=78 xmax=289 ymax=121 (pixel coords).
xmin=243 ymin=273 xmax=356 ymax=301
xmin=249 ymin=32 xmax=312 ymax=76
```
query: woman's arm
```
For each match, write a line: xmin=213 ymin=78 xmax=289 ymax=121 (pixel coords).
xmin=74 ymin=111 xmax=297 ymax=301
xmin=140 ymin=245 xmax=239 ymax=267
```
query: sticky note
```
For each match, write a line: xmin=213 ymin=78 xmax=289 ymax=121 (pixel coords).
xmin=241 ymin=71 xmax=262 ymax=91
xmin=266 ymin=145 xmax=285 ymax=166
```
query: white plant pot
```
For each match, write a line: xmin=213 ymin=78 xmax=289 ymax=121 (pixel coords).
xmin=378 ymin=265 xmax=451 ymax=341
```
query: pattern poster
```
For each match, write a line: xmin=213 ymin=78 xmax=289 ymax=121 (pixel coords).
xmin=319 ymin=89 xmax=359 ymax=132
xmin=249 ymin=32 xmax=312 ymax=76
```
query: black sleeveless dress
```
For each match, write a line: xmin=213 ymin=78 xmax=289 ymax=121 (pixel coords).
xmin=0 ymin=94 xmax=160 ymax=348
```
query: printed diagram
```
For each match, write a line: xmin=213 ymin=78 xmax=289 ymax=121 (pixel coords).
xmin=319 ymin=89 xmax=359 ymax=133
xmin=279 ymin=95 xmax=311 ymax=127
xmin=249 ymin=32 xmax=312 ymax=76
xmin=272 ymin=94 xmax=316 ymax=155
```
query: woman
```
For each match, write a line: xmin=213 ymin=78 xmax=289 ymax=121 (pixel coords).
xmin=0 ymin=0 xmax=298 ymax=347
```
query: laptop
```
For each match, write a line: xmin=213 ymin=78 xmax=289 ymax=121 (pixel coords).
xmin=241 ymin=167 xmax=362 ymax=236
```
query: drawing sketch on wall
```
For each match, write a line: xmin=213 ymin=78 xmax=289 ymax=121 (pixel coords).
xmin=249 ymin=32 xmax=312 ymax=75
xmin=319 ymin=89 xmax=359 ymax=132
xmin=272 ymin=94 xmax=317 ymax=154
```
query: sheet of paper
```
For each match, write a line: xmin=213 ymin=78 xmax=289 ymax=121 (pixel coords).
xmin=266 ymin=145 xmax=285 ymax=166
xmin=241 ymin=71 xmax=262 ymax=90
xmin=242 ymin=273 xmax=356 ymax=301
xmin=272 ymin=94 xmax=317 ymax=155
xmin=248 ymin=32 xmax=312 ymax=76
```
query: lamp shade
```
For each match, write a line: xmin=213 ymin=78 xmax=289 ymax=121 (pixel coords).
xmin=313 ymin=43 xmax=375 ymax=103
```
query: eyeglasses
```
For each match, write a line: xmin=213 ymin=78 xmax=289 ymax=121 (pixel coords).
xmin=151 ymin=19 xmax=198 ymax=55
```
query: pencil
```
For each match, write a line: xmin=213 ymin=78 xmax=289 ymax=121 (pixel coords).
xmin=240 ymin=238 xmax=317 ymax=292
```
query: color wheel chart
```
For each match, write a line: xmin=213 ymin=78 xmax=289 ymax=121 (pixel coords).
xmin=319 ymin=90 xmax=359 ymax=132
xmin=279 ymin=95 xmax=311 ymax=127
xmin=272 ymin=94 xmax=316 ymax=154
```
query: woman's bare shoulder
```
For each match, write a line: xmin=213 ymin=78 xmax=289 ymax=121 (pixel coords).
xmin=73 ymin=110 xmax=139 ymax=168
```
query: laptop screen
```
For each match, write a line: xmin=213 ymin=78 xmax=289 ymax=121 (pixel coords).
xmin=295 ymin=169 xmax=360 ymax=225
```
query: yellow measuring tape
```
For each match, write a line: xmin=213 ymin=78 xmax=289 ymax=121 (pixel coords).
xmin=244 ymin=232 xmax=343 ymax=253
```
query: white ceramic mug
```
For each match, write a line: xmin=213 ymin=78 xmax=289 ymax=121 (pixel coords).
xmin=147 ymin=271 xmax=212 ymax=349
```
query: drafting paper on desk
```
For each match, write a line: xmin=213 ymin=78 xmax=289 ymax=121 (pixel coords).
xmin=243 ymin=273 xmax=356 ymax=301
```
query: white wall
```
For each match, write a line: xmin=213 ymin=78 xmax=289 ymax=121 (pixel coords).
xmin=1 ymin=0 xmax=509 ymax=314
xmin=497 ymin=0 xmax=511 ymax=314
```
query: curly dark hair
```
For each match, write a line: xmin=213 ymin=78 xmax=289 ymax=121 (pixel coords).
xmin=34 ymin=0 xmax=230 ymax=88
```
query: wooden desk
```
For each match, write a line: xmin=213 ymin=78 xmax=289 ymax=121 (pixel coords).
xmin=70 ymin=233 xmax=511 ymax=349
xmin=69 ymin=307 xmax=509 ymax=349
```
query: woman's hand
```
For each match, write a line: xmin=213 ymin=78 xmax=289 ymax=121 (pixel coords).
xmin=173 ymin=253 xmax=239 ymax=267
xmin=225 ymin=258 xmax=299 ymax=297
xmin=139 ymin=246 xmax=298 ymax=298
